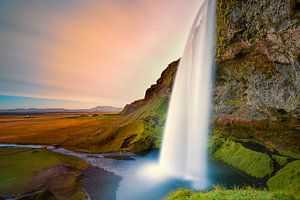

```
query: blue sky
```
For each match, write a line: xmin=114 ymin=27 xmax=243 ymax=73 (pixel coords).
xmin=0 ymin=95 xmax=101 ymax=109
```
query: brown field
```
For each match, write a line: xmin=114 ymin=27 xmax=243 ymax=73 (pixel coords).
xmin=0 ymin=113 xmax=125 ymax=152
xmin=0 ymin=110 xmax=150 ymax=153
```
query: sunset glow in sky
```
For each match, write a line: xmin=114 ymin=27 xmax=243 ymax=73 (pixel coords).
xmin=0 ymin=0 xmax=201 ymax=109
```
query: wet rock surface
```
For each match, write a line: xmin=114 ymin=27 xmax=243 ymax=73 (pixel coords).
xmin=81 ymin=167 xmax=121 ymax=200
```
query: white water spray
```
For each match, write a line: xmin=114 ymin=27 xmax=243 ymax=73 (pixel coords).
xmin=159 ymin=0 xmax=216 ymax=186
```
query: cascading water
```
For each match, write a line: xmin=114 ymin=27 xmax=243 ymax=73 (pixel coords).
xmin=159 ymin=0 xmax=216 ymax=186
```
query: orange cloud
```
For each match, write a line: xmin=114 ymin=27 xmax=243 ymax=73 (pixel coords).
xmin=0 ymin=0 xmax=201 ymax=107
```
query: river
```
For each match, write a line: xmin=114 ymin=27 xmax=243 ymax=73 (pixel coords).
xmin=0 ymin=144 xmax=258 ymax=200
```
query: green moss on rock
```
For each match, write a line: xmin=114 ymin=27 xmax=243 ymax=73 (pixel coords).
xmin=226 ymin=99 xmax=244 ymax=106
xmin=211 ymin=136 xmax=274 ymax=178
xmin=216 ymin=0 xmax=237 ymax=58
xmin=212 ymin=121 xmax=300 ymax=157
xmin=272 ymin=155 xmax=289 ymax=167
xmin=268 ymin=160 xmax=300 ymax=196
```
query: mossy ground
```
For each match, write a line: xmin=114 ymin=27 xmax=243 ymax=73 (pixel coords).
xmin=268 ymin=160 xmax=300 ymax=196
xmin=272 ymin=155 xmax=290 ymax=167
xmin=164 ymin=187 xmax=298 ymax=200
xmin=0 ymin=148 xmax=89 ymax=199
xmin=210 ymin=134 xmax=274 ymax=178
xmin=213 ymin=121 xmax=300 ymax=159
xmin=208 ymin=132 xmax=300 ymax=198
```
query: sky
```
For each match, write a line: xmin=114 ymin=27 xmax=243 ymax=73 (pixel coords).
xmin=0 ymin=0 xmax=201 ymax=109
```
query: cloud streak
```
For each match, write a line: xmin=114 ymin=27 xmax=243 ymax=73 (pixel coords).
xmin=0 ymin=0 xmax=201 ymax=108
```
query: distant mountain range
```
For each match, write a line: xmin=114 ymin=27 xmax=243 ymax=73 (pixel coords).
xmin=0 ymin=106 xmax=122 ymax=114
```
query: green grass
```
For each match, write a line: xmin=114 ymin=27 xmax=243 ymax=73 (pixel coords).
xmin=272 ymin=155 xmax=289 ymax=167
xmin=141 ymin=97 xmax=169 ymax=148
xmin=113 ymin=96 xmax=169 ymax=151
xmin=226 ymin=99 xmax=244 ymax=106
xmin=211 ymin=135 xmax=274 ymax=178
xmin=56 ymin=96 xmax=168 ymax=153
xmin=164 ymin=187 xmax=298 ymax=200
xmin=101 ymin=114 xmax=122 ymax=119
xmin=110 ymin=119 xmax=146 ymax=152
xmin=268 ymin=160 xmax=300 ymax=196
xmin=212 ymin=121 xmax=300 ymax=158
xmin=277 ymin=149 xmax=300 ymax=160
xmin=0 ymin=149 xmax=62 ymax=191
xmin=0 ymin=148 xmax=89 ymax=199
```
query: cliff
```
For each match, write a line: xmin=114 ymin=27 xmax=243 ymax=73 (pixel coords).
xmin=125 ymin=0 xmax=300 ymax=120
xmin=120 ymin=0 xmax=300 ymax=153
xmin=214 ymin=0 xmax=300 ymax=121
xmin=65 ymin=0 xmax=299 ymax=155
xmin=121 ymin=60 xmax=178 ymax=115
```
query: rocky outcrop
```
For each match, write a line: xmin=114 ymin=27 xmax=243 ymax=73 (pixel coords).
xmin=214 ymin=0 xmax=300 ymax=121
xmin=121 ymin=60 xmax=179 ymax=115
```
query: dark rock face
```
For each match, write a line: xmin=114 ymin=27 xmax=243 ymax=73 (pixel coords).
xmin=123 ymin=0 xmax=300 ymax=122
xmin=81 ymin=167 xmax=121 ymax=200
xmin=214 ymin=0 xmax=300 ymax=121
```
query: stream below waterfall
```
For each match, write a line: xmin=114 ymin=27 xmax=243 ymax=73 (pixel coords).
xmin=0 ymin=144 xmax=260 ymax=200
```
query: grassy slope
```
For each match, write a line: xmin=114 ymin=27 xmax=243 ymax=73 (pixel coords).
xmin=213 ymin=122 xmax=300 ymax=159
xmin=0 ymin=148 xmax=89 ymax=199
xmin=268 ymin=160 xmax=300 ymax=196
xmin=0 ymin=100 xmax=168 ymax=153
xmin=62 ymin=97 xmax=168 ymax=153
xmin=209 ymin=133 xmax=274 ymax=178
xmin=125 ymin=97 xmax=169 ymax=149
xmin=164 ymin=187 xmax=298 ymax=200
xmin=272 ymin=155 xmax=289 ymax=167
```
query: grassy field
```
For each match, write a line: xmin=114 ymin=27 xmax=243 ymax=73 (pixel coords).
xmin=0 ymin=113 xmax=121 ymax=144
xmin=0 ymin=97 xmax=169 ymax=153
xmin=164 ymin=187 xmax=299 ymax=200
xmin=0 ymin=113 xmax=131 ymax=152
xmin=0 ymin=147 xmax=89 ymax=199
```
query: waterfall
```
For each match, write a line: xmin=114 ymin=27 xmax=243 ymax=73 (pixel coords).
xmin=159 ymin=0 xmax=216 ymax=186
